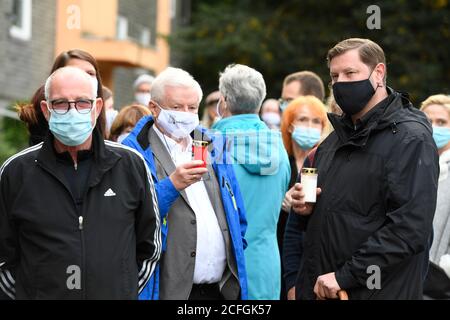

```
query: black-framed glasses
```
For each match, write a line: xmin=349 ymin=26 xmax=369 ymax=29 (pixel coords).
xmin=49 ymin=99 xmax=95 ymax=115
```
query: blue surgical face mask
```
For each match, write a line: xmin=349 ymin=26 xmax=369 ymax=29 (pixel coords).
xmin=48 ymin=107 xmax=96 ymax=146
xmin=433 ymin=126 xmax=450 ymax=149
xmin=292 ymin=126 xmax=321 ymax=150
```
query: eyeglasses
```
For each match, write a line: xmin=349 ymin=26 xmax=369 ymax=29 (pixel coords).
xmin=278 ymin=98 xmax=293 ymax=105
xmin=49 ymin=99 xmax=95 ymax=115
xmin=278 ymin=98 xmax=293 ymax=111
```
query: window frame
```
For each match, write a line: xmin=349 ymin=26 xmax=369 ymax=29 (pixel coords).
xmin=9 ymin=0 xmax=32 ymax=41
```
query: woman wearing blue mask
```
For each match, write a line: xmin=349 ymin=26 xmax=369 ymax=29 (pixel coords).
xmin=421 ymin=94 xmax=450 ymax=298
xmin=278 ymin=95 xmax=329 ymax=300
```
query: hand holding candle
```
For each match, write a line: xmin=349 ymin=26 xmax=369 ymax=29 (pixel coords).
xmin=192 ymin=140 xmax=208 ymax=168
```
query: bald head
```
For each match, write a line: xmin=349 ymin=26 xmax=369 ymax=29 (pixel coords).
xmin=44 ymin=66 xmax=98 ymax=101
xmin=40 ymin=66 xmax=103 ymax=134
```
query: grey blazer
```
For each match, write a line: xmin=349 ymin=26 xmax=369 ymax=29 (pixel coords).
xmin=149 ymin=127 xmax=240 ymax=300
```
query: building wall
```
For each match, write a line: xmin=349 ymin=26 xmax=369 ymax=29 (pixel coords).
xmin=112 ymin=0 xmax=191 ymax=110
xmin=118 ymin=0 xmax=157 ymax=47
xmin=111 ymin=0 xmax=158 ymax=110
xmin=0 ymin=0 xmax=56 ymax=106
xmin=113 ymin=67 xmax=155 ymax=110
xmin=170 ymin=0 xmax=191 ymax=67
xmin=0 ymin=0 xmax=185 ymax=114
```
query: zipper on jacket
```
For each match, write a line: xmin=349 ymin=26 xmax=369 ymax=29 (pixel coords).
xmin=78 ymin=180 xmax=96 ymax=299
xmin=222 ymin=177 xmax=238 ymax=211
xmin=36 ymin=160 xmax=86 ymax=298
xmin=78 ymin=215 xmax=86 ymax=299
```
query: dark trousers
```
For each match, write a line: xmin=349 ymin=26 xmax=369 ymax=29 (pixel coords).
xmin=189 ymin=283 xmax=223 ymax=300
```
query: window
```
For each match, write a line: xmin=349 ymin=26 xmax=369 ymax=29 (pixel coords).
xmin=116 ymin=15 xmax=128 ymax=40
xmin=9 ymin=0 xmax=32 ymax=41
xmin=140 ymin=27 xmax=151 ymax=47
xmin=170 ymin=0 xmax=177 ymax=19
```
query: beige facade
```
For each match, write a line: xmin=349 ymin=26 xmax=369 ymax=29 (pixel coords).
xmin=54 ymin=0 xmax=171 ymax=89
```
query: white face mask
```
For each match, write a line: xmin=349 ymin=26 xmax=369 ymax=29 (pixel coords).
xmin=261 ymin=112 xmax=281 ymax=127
xmin=135 ymin=92 xmax=151 ymax=106
xmin=106 ymin=109 xmax=118 ymax=132
xmin=215 ymin=99 xmax=225 ymax=120
xmin=154 ymin=102 xmax=199 ymax=140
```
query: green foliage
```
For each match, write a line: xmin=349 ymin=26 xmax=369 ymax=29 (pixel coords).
xmin=169 ymin=0 xmax=450 ymax=105
xmin=0 ymin=109 xmax=29 ymax=166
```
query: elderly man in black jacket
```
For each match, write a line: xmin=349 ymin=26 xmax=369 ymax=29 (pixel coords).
xmin=0 ymin=67 xmax=161 ymax=299
xmin=290 ymin=38 xmax=439 ymax=300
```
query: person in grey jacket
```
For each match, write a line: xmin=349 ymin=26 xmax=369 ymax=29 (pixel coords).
xmin=421 ymin=95 xmax=450 ymax=278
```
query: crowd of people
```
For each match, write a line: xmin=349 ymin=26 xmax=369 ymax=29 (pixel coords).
xmin=0 ymin=37 xmax=449 ymax=300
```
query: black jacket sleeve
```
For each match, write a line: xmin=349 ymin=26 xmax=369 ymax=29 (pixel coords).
xmin=335 ymin=133 xmax=439 ymax=289
xmin=134 ymin=155 xmax=162 ymax=295
xmin=282 ymin=153 xmax=315 ymax=290
xmin=0 ymin=163 xmax=18 ymax=300
xmin=283 ymin=212 xmax=304 ymax=290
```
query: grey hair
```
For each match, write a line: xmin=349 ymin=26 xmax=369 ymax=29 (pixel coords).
xmin=44 ymin=66 xmax=98 ymax=101
xmin=219 ymin=64 xmax=266 ymax=114
xmin=133 ymin=74 xmax=155 ymax=90
xmin=150 ymin=67 xmax=203 ymax=104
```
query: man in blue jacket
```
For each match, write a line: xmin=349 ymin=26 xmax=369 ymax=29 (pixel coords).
xmin=123 ymin=67 xmax=248 ymax=300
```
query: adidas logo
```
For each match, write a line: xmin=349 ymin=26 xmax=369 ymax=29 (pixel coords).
xmin=104 ymin=188 xmax=117 ymax=197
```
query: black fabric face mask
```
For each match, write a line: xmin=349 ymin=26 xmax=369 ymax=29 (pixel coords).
xmin=332 ymin=72 xmax=376 ymax=116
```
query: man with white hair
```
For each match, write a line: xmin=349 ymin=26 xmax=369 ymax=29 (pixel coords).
xmin=0 ymin=66 xmax=161 ymax=300
xmin=212 ymin=64 xmax=290 ymax=299
xmin=134 ymin=74 xmax=155 ymax=106
xmin=123 ymin=67 xmax=248 ymax=300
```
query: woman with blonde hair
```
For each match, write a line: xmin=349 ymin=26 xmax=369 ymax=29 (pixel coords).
xmin=109 ymin=104 xmax=151 ymax=142
xmin=278 ymin=95 xmax=329 ymax=299
xmin=420 ymin=94 xmax=450 ymax=298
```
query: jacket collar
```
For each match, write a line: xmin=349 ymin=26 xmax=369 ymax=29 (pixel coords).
xmin=136 ymin=116 xmax=155 ymax=150
xmin=36 ymin=128 xmax=121 ymax=188
xmin=328 ymin=88 xmax=430 ymax=148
